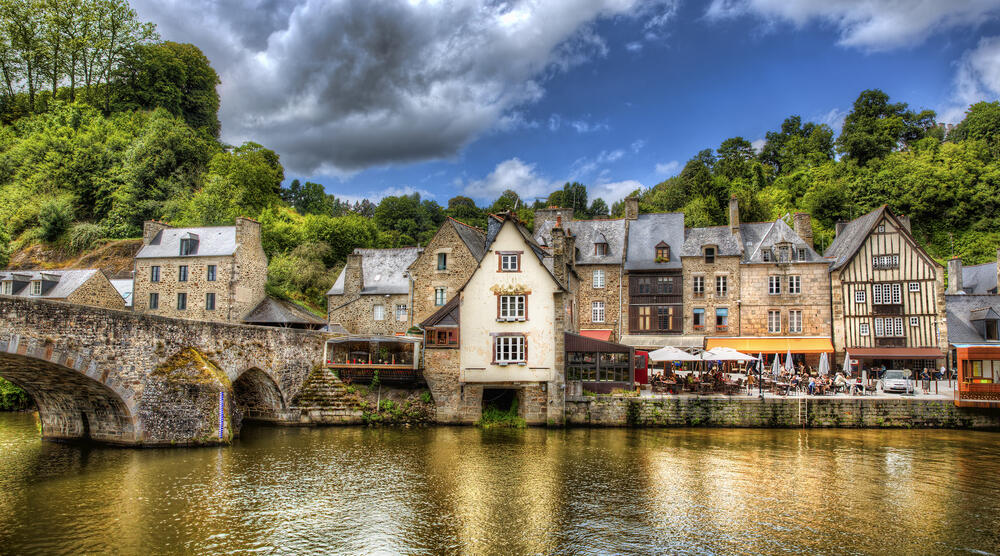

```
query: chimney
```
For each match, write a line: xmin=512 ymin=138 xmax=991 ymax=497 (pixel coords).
xmin=235 ymin=216 xmax=261 ymax=246
xmin=729 ymin=195 xmax=740 ymax=235
xmin=142 ymin=220 xmax=171 ymax=245
xmin=947 ymin=257 xmax=963 ymax=294
xmin=550 ymin=227 xmax=568 ymax=289
xmin=897 ymin=215 xmax=911 ymax=234
xmin=625 ymin=197 xmax=639 ymax=220
xmin=344 ymin=252 xmax=363 ymax=297
xmin=793 ymin=213 xmax=814 ymax=248
xmin=835 ymin=221 xmax=848 ymax=237
xmin=533 ymin=207 xmax=573 ymax=238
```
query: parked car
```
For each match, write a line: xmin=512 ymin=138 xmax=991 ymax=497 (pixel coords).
xmin=881 ymin=369 xmax=914 ymax=394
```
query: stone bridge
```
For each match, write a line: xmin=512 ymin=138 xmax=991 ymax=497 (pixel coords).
xmin=0 ymin=296 xmax=329 ymax=446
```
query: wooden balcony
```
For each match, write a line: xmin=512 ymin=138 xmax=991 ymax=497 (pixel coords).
xmin=335 ymin=367 xmax=425 ymax=385
xmin=956 ymin=381 xmax=1000 ymax=407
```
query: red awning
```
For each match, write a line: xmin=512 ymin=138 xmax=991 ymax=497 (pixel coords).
xmin=579 ymin=329 xmax=613 ymax=342
xmin=849 ymin=348 xmax=944 ymax=359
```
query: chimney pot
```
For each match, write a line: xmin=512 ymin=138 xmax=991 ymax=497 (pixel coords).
xmin=625 ymin=198 xmax=639 ymax=220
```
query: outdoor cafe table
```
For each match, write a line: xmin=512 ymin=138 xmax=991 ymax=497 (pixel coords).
xmin=774 ymin=382 xmax=791 ymax=395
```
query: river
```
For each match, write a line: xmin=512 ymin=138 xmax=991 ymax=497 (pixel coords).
xmin=0 ymin=413 xmax=998 ymax=554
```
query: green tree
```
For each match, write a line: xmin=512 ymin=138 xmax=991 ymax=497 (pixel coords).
xmin=445 ymin=195 xmax=483 ymax=226
xmin=949 ymin=101 xmax=1000 ymax=149
xmin=38 ymin=196 xmax=74 ymax=240
xmin=837 ymin=89 xmax=936 ymax=165
xmin=589 ymin=198 xmax=609 ymax=218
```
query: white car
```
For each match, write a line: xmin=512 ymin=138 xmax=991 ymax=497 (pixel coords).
xmin=881 ymin=369 xmax=914 ymax=394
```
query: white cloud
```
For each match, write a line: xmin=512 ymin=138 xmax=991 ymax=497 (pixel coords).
xmin=131 ymin=0 xmax=680 ymax=176
xmin=630 ymin=139 xmax=646 ymax=153
xmin=655 ymin=160 xmax=680 ymax=175
xmin=570 ymin=148 xmax=628 ymax=180
xmin=625 ymin=41 xmax=643 ymax=52
xmin=462 ymin=158 xmax=553 ymax=201
xmin=940 ymin=36 xmax=1000 ymax=123
xmin=817 ymin=107 xmax=849 ymax=135
xmin=750 ymin=138 xmax=766 ymax=153
xmin=591 ymin=179 xmax=644 ymax=204
xmin=705 ymin=0 xmax=1000 ymax=51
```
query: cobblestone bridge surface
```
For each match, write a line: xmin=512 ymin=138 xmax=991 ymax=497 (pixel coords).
xmin=0 ymin=296 xmax=328 ymax=445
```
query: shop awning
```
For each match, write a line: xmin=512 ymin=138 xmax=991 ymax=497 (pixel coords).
xmin=579 ymin=329 xmax=613 ymax=342
xmin=619 ymin=334 xmax=703 ymax=350
xmin=705 ymin=337 xmax=834 ymax=354
xmin=849 ymin=347 xmax=944 ymax=358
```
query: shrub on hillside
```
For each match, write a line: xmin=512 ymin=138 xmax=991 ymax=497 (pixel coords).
xmin=68 ymin=223 xmax=104 ymax=253
xmin=38 ymin=198 xmax=75 ymax=242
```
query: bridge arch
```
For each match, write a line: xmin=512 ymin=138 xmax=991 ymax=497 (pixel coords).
xmin=0 ymin=335 xmax=140 ymax=444
xmin=232 ymin=367 xmax=286 ymax=425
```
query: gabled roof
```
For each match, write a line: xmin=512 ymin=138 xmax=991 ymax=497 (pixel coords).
xmin=970 ymin=307 xmax=1000 ymax=321
xmin=534 ymin=218 xmax=626 ymax=265
xmin=962 ymin=262 xmax=997 ymax=294
xmin=327 ymin=247 xmax=422 ymax=296
xmin=625 ymin=213 xmax=684 ymax=270
xmin=822 ymin=206 xmax=888 ymax=270
xmin=448 ymin=218 xmax=487 ymax=261
xmin=0 ymin=269 xmax=100 ymax=299
xmin=110 ymin=278 xmax=133 ymax=307
xmin=947 ymin=294 xmax=1000 ymax=344
xmin=465 ymin=212 xmax=566 ymax=293
xmin=740 ymin=219 xmax=820 ymax=263
xmin=242 ymin=297 xmax=326 ymax=326
xmin=681 ymin=226 xmax=742 ymax=257
xmin=136 ymin=226 xmax=238 ymax=258
xmin=421 ymin=295 xmax=460 ymax=328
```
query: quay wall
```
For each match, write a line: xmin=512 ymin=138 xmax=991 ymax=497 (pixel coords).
xmin=565 ymin=396 xmax=1000 ymax=429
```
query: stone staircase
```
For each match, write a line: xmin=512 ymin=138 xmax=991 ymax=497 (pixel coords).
xmin=291 ymin=368 xmax=364 ymax=424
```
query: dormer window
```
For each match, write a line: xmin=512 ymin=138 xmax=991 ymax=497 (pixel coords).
xmin=796 ymin=248 xmax=808 ymax=261
xmin=704 ymin=247 xmax=715 ymax=264
xmin=777 ymin=244 xmax=791 ymax=262
xmin=762 ymin=250 xmax=772 ymax=262
xmin=594 ymin=242 xmax=609 ymax=256
xmin=655 ymin=241 xmax=670 ymax=263
xmin=30 ymin=281 xmax=41 ymax=296
xmin=179 ymin=233 xmax=199 ymax=256
xmin=0 ymin=281 xmax=11 ymax=295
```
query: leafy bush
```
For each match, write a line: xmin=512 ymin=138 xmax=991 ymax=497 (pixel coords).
xmin=68 ymin=223 xmax=104 ymax=253
xmin=420 ymin=391 xmax=433 ymax=404
xmin=0 ymin=378 xmax=30 ymax=411
xmin=0 ymin=225 xmax=10 ymax=268
xmin=38 ymin=197 xmax=75 ymax=241
xmin=476 ymin=399 xmax=526 ymax=429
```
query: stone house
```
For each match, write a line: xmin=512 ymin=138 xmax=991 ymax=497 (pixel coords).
xmin=407 ymin=217 xmax=486 ymax=325
xmin=824 ymin=206 xmax=947 ymax=370
xmin=133 ymin=218 xmax=268 ymax=323
xmin=945 ymin=252 xmax=1000 ymax=406
xmin=534 ymin=208 xmax=626 ymax=342
xmin=327 ymin=247 xmax=422 ymax=335
xmin=0 ymin=269 xmax=125 ymax=310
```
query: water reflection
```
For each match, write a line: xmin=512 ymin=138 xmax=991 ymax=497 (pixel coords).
xmin=0 ymin=414 xmax=998 ymax=554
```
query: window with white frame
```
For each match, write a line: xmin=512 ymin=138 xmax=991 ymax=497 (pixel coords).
xmin=500 ymin=253 xmax=519 ymax=272
xmin=499 ymin=295 xmax=526 ymax=320
xmin=768 ymin=276 xmax=781 ymax=295
xmin=693 ymin=276 xmax=704 ymax=295
xmin=909 ymin=316 xmax=919 ymax=327
xmin=874 ymin=317 xmax=884 ymax=337
xmin=893 ymin=316 xmax=904 ymax=336
xmin=592 ymin=301 xmax=605 ymax=323
xmin=788 ymin=275 xmax=801 ymax=294
xmin=178 ymin=265 xmax=188 ymax=282
xmin=716 ymin=275 xmax=727 ymax=297
xmin=373 ymin=304 xmax=385 ymax=321
xmin=30 ymin=281 xmax=41 ymax=296
xmin=593 ymin=269 xmax=605 ymax=289
xmin=908 ymin=282 xmax=919 ymax=292
xmin=872 ymin=283 xmax=901 ymax=304
xmin=435 ymin=287 xmax=446 ymax=306
xmin=860 ymin=322 xmax=870 ymax=336
xmin=796 ymin=248 xmax=808 ymax=261
xmin=891 ymin=283 xmax=902 ymax=303
xmin=0 ymin=281 xmax=10 ymax=295
xmin=396 ymin=304 xmax=408 ymax=322
xmin=767 ymin=310 xmax=781 ymax=333
xmin=872 ymin=255 xmax=899 ymax=269
xmin=789 ymin=310 xmax=802 ymax=333
xmin=874 ymin=317 xmax=904 ymax=336
xmin=855 ymin=289 xmax=866 ymax=303
xmin=495 ymin=335 xmax=526 ymax=364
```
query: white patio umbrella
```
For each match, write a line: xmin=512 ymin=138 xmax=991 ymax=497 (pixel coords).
xmin=818 ymin=352 xmax=830 ymax=376
xmin=771 ymin=353 xmax=781 ymax=378
xmin=648 ymin=345 xmax=701 ymax=362
xmin=843 ymin=350 xmax=852 ymax=376
xmin=702 ymin=347 xmax=757 ymax=361
xmin=784 ymin=349 xmax=794 ymax=372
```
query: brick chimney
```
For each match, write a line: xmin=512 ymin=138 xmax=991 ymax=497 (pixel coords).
xmin=793 ymin=213 xmax=814 ymax=248
xmin=534 ymin=207 xmax=574 ymax=240
xmin=625 ymin=197 xmax=639 ymax=220
xmin=344 ymin=252 xmax=363 ymax=297
xmin=947 ymin=257 xmax=963 ymax=294
xmin=142 ymin=220 xmax=171 ymax=245
xmin=729 ymin=195 xmax=740 ymax=235
xmin=835 ymin=221 xmax=848 ymax=237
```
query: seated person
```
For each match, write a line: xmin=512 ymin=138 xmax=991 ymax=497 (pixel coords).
xmin=807 ymin=376 xmax=817 ymax=395
xmin=834 ymin=372 xmax=848 ymax=392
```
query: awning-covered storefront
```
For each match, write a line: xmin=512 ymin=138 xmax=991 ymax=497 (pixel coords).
xmin=579 ymin=329 xmax=613 ymax=342
xmin=705 ymin=337 xmax=833 ymax=354
xmin=619 ymin=334 xmax=703 ymax=350
xmin=849 ymin=347 xmax=944 ymax=359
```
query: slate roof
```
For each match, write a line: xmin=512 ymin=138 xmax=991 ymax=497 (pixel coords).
xmin=946 ymin=294 xmax=1000 ymax=344
xmin=822 ymin=206 xmax=887 ymax=270
xmin=448 ymin=218 xmax=487 ymax=261
xmin=327 ymin=247 xmax=422 ymax=296
xmin=135 ymin=226 xmax=238 ymax=258
xmin=962 ymin=262 xmax=997 ymax=294
xmin=534 ymin=218 xmax=626 ymax=265
xmin=740 ymin=219 xmax=820 ymax=263
xmin=110 ymin=278 xmax=133 ymax=307
xmin=421 ymin=294 xmax=460 ymax=327
xmin=0 ymin=269 xmax=99 ymax=299
xmin=242 ymin=297 xmax=326 ymax=327
xmin=681 ymin=226 xmax=742 ymax=257
xmin=624 ymin=213 xmax=684 ymax=270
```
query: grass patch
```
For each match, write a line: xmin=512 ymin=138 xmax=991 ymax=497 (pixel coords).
xmin=477 ymin=399 xmax=527 ymax=429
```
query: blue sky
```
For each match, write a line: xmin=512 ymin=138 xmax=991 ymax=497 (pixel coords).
xmin=133 ymin=0 xmax=1000 ymax=207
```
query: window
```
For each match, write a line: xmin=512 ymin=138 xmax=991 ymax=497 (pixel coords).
xmin=874 ymin=317 xmax=904 ymax=336
xmin=396 ymin=304 xmax=408 ymax=322
xmin=149 ymin=292 xmax=159 ymax=309
xmin=593 ymin=269 xmax=605 ymax=289
xmin=500 ymin=253 xmax=519 ymax=272
xmin=177 ymin=292 xmax=187 ymax=310
xmin=860 ymin=322 xmax=870 ymax=336
xmin=495 ymin=335 xmax=526 ymax=364
xmin=855 ymin=289 xmax=866 ymax=303
xmin=874 ymin=317 xmax=884 ymax=337
xmin=715 ymin=308 xmax=728 ymax=330
xmin=693 ymin=308 xmax=705 ymax=329
xmin=595 ymin=243 xmax=609 ymax=256
xmin=178 ymin=265 xmax=188 ymax=282
xmin=768 ymin=310 xmax=781 ymax=333
xmin=437 ymin=253 xmax=447 ymax=270
xmin=657 ymin=307 xmax=673 ymax=330
xmin=768 ymin=276 xmax=781 ymax=295
xmin=909 ymin=316 xmax=918 ymax=327
xmin=891 ymin=283 xmax=902 ymax=304
xmin=435 ymin=287 xmax=446 ymax=306
xmin=788 ymin=275 xmax=801 ymax=295
xmin=207 ymin=265 xmax=216 ymax=281
xmin=715 ymin=275 xmax=727 ymax=297
xmin=179 ymin=238 xmax=195 ymax=256
xmin=874 ymin=283 xmax=902 ymax=304
xmin=638 ymin=306 xmax=651 ymax=330
xmin=205 ymin=292 xmax=216 ymax=311
xmin=872 ymin=255 xmax=899 ymax=269
xmin=778 ymin=246 xmax=791 ymax=262
xmin=789 ymin=310 xmax=802 ymax=333
xmin=592 ymin=301 xmax=605 ymax=323
xmin=150 ymin=266 xmax=160 ymax=283
xmin=796 ymin=248 xmax=808 ymax=262
xmin=908 ymin=282 xmax=919 ymax=292
xmin=987 ymin=321 xmax=999 ymax=341
xmin=693 ymin=276 xmax=705 ymax=296
xmin=704 ymin=247 xmax=715 ymax=264
xmin=762 ymin=250 xmax=773 ymax=262
xmin=656 ymin=276 xmax=673 ymax=294
xmin=432 ymin=329 xmax=458 ymax=346
xmin=30 ymin=281 xmax=41 ymax=296
xmin=373 ymin=304 xmax=385 ymax=321
xmin=655 ymin=242 xmax=669 ymax=261
xmin=894 ymin=317 xmax=904 ymax=336
xmin=0 ymin=281 xmax=10 ymax=295
xmin=499 ymin=295 xmax=526 ymax=320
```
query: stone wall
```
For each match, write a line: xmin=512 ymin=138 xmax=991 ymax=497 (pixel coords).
xmin=575 ymin=263 xmax=622 ymax=339
xmin=739 ymin=261 xmax=831 ymax=336
xmin=565 ymin=396 xmax=1000 ymax=429
xmin=327 ymin=293 xmax=411 ymax=335
xmin=65 ymin=272 xmax=126 ymax=310
xmin=682 ymin=254 xmax=741 ymax=336
xmin=408 ymin=221 xmax=481 ymax=325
